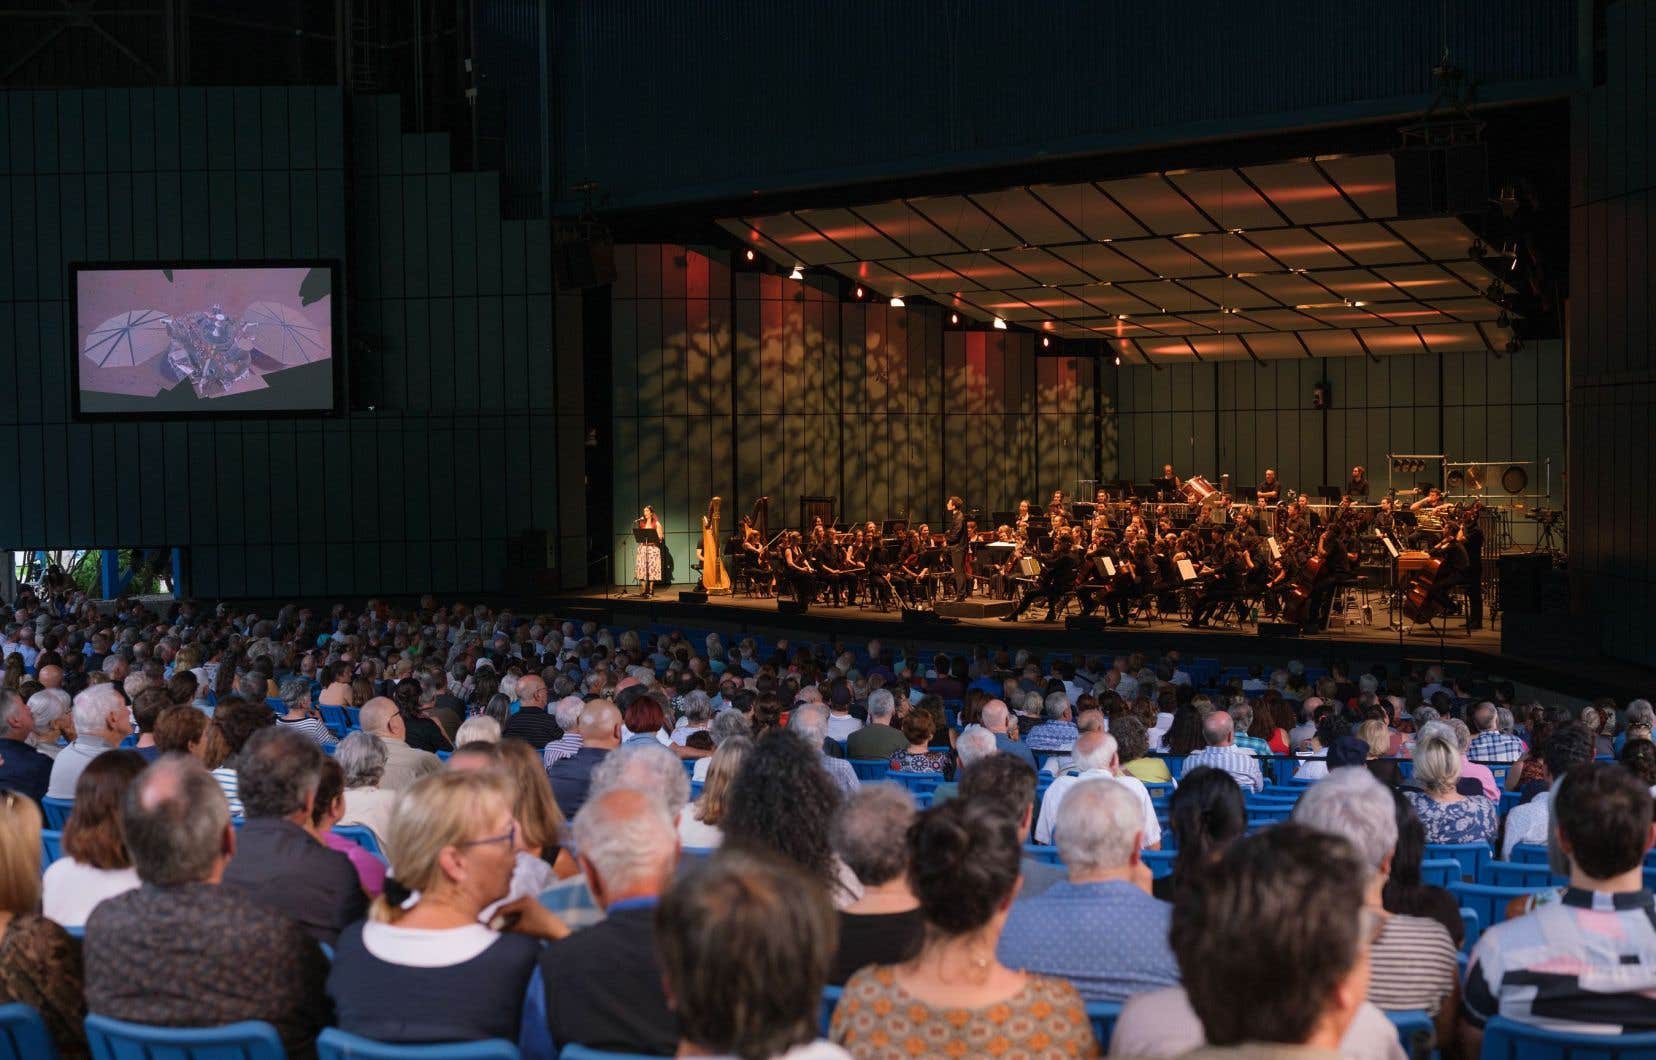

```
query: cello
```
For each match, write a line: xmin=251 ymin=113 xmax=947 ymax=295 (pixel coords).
xmin=698 ymin=496 xmax=732 ymax=595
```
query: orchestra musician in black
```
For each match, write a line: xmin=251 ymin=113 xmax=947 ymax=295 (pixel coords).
xmin=1186 ymin=539 xmax=1247 ymax=628
xmin=1304 ymin=517 xmax=1356 ymax=632
xmin=1257 ymin=468 xmax=1282 ymax=507
xmin=998 ymin=532 xmax=1079 ymax=623
xmin=1346 ymin=465 xmax=1370 ymax=499
xmin=1460 ymin=505 xmax=1485 ymax=630
xmin=1421 ymin=524 xmax=1471 ymax=622
xmin=945 ymin=496 xmax=970 ymax=601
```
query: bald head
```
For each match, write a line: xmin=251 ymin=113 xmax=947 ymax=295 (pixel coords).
xmin=359 ymin=696 xmax=399 ymax=737
xmin=516 ymin=674 xmax=548 ymax=709
xmin=1203 ymin=710 xmax=1235 ymax=746
xmin=1070 ymin=729 xmax=1120 ymax=772
xmin=36 ymin=664 xmax=62 ymax=689
xmin=579 ymin=699 xmax=622 ymax=750
xmin=980 ymin=699 xmax=1010 ymax=734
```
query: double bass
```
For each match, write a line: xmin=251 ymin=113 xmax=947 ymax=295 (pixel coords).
xmin=698 ymin=496 xmax=732 ymax=595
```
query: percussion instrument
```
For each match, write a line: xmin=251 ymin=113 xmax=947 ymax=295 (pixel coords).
xmin=1180 ymin=475 xmax=1218 ymax=505
xmin=1396 ymin=550 xmax=1433 ymax=573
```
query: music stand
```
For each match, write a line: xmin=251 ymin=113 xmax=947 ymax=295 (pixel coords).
xmin=1133 ymin=484 xmax=1159 ymax=501
xmin=1317 ymin=486 xmax=1342 ymax=503
xmin=1236 ymin=485 xmax=1259 ymax=502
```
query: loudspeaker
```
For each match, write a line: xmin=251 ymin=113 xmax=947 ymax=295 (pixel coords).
xmin=553 ymin=237 xmax=617 ymax=290
xmin=778 ymin=599 xmax=809 ymax=616
xmin=902 ymin=608 xmax=957 ymax=625
xmin=1065 ymin=615 xmax=1112 ymax=633
xmin=1498 ymin=553 xmax=1551 ymax=613
xmin=678 ymin=591 xmax=708 ymax=604
xmin=1393 ymin=144 xmax=1489 ymax=217
xmin=1258 ymin=621 xmax=1300 ymax=636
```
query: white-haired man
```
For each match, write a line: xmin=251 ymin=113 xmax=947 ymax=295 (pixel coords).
xmin=1292 ymin=767 xmax=1459 ymax=1030
xmin=930 ymin=724 xmax=997 ymax=803
xmin=846 ymin=689 xmax=906 ymax=761
xmin=790 ymin=702 xmax=858 ymax=796
xmin=46 ymin=683 xmax=132 ymax=799
xmin=1034 ymin=730 xmax=1159 ymax=849
xmin=1000 ymin=778 xmax=1179 ymax=1002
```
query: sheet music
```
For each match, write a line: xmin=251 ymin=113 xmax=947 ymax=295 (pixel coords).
xmin=1267 ymin=537 xmax=1282 ymax=559
xmin=1177 ymin=558 xmax=1198 ymax=582
xmin=1381 ymin=535 xmax=1400 ymax=558
xmin=1102 ymin=556 xmax=1116 ymax=577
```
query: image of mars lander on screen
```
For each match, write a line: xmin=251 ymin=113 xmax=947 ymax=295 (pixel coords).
xmin=80 ymin=300 xmax=329 ymax=400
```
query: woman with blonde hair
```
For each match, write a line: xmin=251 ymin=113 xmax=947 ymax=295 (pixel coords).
xmin=1356 ymin=718 xmax=1404 ymax=788
xmin=679 ymin=735 xmax=752 ymax=849
xmin=495 ymin=738 xmax=579 ymax=886
xmin=324 ymin=770 xmax=568 ymax=1044
xmin=1404 ymin=722 xmax=1498 ymax=846
xmin=0 ymin=790 xmax=87 ymax=1054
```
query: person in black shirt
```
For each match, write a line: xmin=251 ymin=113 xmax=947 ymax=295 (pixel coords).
xmin=501 ymin=674 xmax=562 ymax=751
xmin=999 ymin=534 xmax=1078 ymax=623
xmin=828 ymin=786 xmax=926 ymax=985
xmin=1460 ymin=507 xmax=1486 ymax=630
xmin=1345 ymin=465 xmax=1370 ymax=499
xmin=944 ymin=496 xmax=970 ymax=601
xmin=1257 ymin=468 xmax=1281 ymax=507
xmin=1186 ymin=542 xmax=1246 ymax=628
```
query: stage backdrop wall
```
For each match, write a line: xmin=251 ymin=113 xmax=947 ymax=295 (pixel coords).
xmin=608 ymin=244 xmax=1099 ymax=587
xmin=1111 ymin=344 xmax=1566 ymax=547
xmin=1569 ymin=0 xmax=1655 ymax=666
xmin=0 ymin=89 xmax=582 ymax=598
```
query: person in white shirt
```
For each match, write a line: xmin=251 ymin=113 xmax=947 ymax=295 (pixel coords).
xmin=670 ymin=695 xmax=715 ymax=746
xmin=1034 ymin=730 xmax=1160 ymax=849
xmin=1500 ymin=723 xmax=1596 ymax=859
xmin=42 ymin=749 xmax=145 ymax=928
xmin=334 ymin=731 xmax=400 ymax=844
xmin=678 ymin=735 xmax=750 ymax=850
xmin=824 ymin=681 xmax=863 ymax=743
xmin=46 ymin=683 xmax=132 ymax=800
xmin=692 ymin=708 xmax=752 ymax=782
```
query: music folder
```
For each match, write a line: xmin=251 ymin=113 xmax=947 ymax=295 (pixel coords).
xmin=632 ymin=527 xmax=661 ymax=545
xmin=1380 ymin=534 xmax=1400 ymax=558
xmin=1099 ymin=556 xmax=1117 ymax=577
xmin=1267 ymin=537 xmax=1282 ymax=559
xmin=1177 ymin=558 xmax=1198 ymax=582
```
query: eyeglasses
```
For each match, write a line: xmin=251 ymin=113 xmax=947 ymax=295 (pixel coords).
xmin=456 ymin=822 xmax=517 ymax=851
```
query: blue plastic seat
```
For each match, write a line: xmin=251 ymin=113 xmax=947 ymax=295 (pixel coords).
xmin=318 ymin=1027 xmax=520 ymax=1058
xmin=1510 ymin=843 xmax=1550 ymax=865
xmin=1022 ymin=843 xmax=1062 ymax=865
xmin=819 ymin=984 xmax=843 ymax=1038
xmin=1384 ymin=1009 xmax=1434 ymax=1059
xmin=84 ymin=1013 xmax=285 ymax=1059
xmin=680 ymin=846 xmax=716 ymax=858
xmin=1141 ymin=781 xmax=1175 ymax=800
xmin=1481 ymin=1015 xmax=1656 ymax=1058
xmin=0 ymin=1003 xmax=54 ymax=1060
xmin=1480 ymin=860 xmax=1567 ymax=889
xmin=40 ymin=797 xmax=73 ymax=830
xmin=1143 ymin=849 xmax=1175 ymax=879
xmin=1086 ymin=1000 xmax=1122 ymax=1050
xmin=1424 ymin=842 xmax=1492 ymax=882
xmin=40 ymin=829 xmax=63 ymax=869
xmin=1498 ymin=790 xmax=1522 ymax=817
xmin=848 ymin=759 xmax=891 ymax=781
xmin=558 ymin=1046 xmax=655 ymax=1060
xmin=318 ymin=705 xmax=353 ymax=737
xmin=1459 ymin=906 xmax=1482 ymax=951
xmin=331 ymin=824 xmax=383 ymax=858
xmin=1449 ymin=881 xmax=1538 ymax=939
xmin=885 ymin=771 xmax=946 ymax=796
xmin=1419 ymin=858 xmax=1462 ymax=889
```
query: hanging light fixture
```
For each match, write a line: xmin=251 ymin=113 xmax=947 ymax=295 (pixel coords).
xmin=993 ymin=317 xmax=1007 ymax=330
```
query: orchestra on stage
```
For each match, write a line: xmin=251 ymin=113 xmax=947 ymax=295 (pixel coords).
xmin=636 ymin=465 xmax=1509 ymax=635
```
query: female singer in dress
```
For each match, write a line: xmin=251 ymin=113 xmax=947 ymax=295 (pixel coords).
xmin=635 ymin=505 xmax=664 ymax=598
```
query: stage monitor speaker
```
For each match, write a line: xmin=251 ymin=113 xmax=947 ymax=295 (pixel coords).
xmin=679 ymin=590 xmax=708 ymax=604
xmin=1066 ymin=616 xmax=1112 ymax=634
xmin=902 ymin=608 xmax=956 ymax=625
xmin=1258 ymin=621 xmax=1301 ymax=637
xmin=1498 ymin=553 xmax=1551 ymax=613
xmin=553 ymin=237 xmax=617 ymax=290
xmin=778 ymin=599 xmax=809 ymax=616
xmin=1392 ymin=143 xmax=1488 ymax=217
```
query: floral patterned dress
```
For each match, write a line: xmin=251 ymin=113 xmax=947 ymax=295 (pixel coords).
xmin=831 ymin=964 xmax=1098 ymax=1058
xmin=1404 ymin=790 xmax=1499 ymax=847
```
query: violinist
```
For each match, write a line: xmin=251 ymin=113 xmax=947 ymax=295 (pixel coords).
xmin=779 ymin=531 xmax=816 ymax=604
xmin=1046 ymin=489 xmax=1068 ymax=522
xmin=1186 ymin=539 xmax=1246 ymax=628
xmin=998 ymin=530 xmax=1079 ymax=623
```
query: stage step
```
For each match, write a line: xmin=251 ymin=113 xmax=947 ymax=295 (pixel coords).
xmin=934 ymin=599 xmax=1016 ymax=619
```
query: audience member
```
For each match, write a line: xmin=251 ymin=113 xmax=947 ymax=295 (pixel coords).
xmin=1405 ymin=723 xmax=1498 ymax=846
xmin=1466 ymin=702 xmax=1525 ymax=762
xmin=207 ymin=697 xmax=278 ymax=815
xmin=976 ymin=698 xmax=1036 ymax=769
xmin=1381 ymin=788 xmax=1465 ymax=948
xmin=152 ymin=704 xmax=208 ymax=758
xmin=1113 ymin=715 xmax=1172 ymax=785
xmin=307 ymin=755 xmax=384 ymax=897
xmin=658 ymin=849 xmax=850 ymax=1060
xmin=496 ymin=738 xmax=570 ymax=898
xmin=502 ymin=674 xmax=561 ymax=750
xmin=1464 ymin=763 xmax=1656 ymax=1040
xmin=541 ymin=695 xmax=589 ymax=768
xmin=679 ymin=735 xmax=750 ymax=849
xmin=335 ymin=731 xmax=398 ymax=843
xmin=327 ymin=770 xmax=561 ymax=1045
xmin=829 ymin=784 xmax=924 ymax=986
xmin=846 ymin=689 xmax=907 ymax=762
xmin=1445 ymin=719 xmax=1501 ymax=800
xmin=825 ymin=681 xmax=862 ymax=742
xmin=222 ymin=726 xmax=368 ymax=945
xmin=956 ymin=751 xmax=1064 ymax=900
xmin=454 ymin=714 xmax=502 ymax=746
xmin=886 ymin=709 xmax=952 ymax=779
xmin=1152 ymin=766 xmax=1245 ymax=902
xmin=830 ymin=798 xmax=1095 ymax=1057
xmin=1023 ymin=692 xmax=1080 ymax=752
xmin=359 ymin=696 xmax=441 ymax=791
xmin=1500 ymin=721 xmax=1596 ymax=858
xmin=26 ymin=688 xmax=73 ymax=759
xmin=0 ymin=785 xmax=86 ymax=1055
xmin=42 ymin=749 xmax=145 ymax=929
xmin=526 ymin=788 xmax=679 ymax=1056
xmin=1033 ymin=733 xmax=1159 ymax=854
xmin=46 ymin=684 xmax=131 ymax=799
xmin=1178 ymin=711 xmax=1264 ymax=793
xmin=724 ymin=729 xmax=850 ymax=904
xmin=792 ymin=702 xmax=860 ymax=794
xmin=1001 ymin=778 xmax=1178 ymax=1002
xmin=273 ymin=677 xmax=339 ymax=749
xmin=128 ymin=687 xmax=169 ymax=761
xmin=85 ymin=755 xmax=331 ymax=1056
xmin=0 ymin=688 xmax=53 ymax=801
xmin=548 ymin=698 xmax=621 ymax=818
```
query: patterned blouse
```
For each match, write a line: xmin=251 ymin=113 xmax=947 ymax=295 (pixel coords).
xmin=0 ymin=914 xmax=87 ymax=1057
xmin=1405 ymin=790 xmax=1499 ymax=847
xmin=831 ymin=963 xmax=1098 ymax=1059
xmin=888 ymin=750 xmax=953 ymax=780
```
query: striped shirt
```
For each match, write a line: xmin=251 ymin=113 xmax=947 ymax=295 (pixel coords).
xmin=1180 ymin=746 xmax=1265 ymax=792
xmin=1232 ymin=732 xmax=1272 ymax=757
xmin=274 ymin=715 xmax=338 ymax=749
xmin=1464 ymin=887 xmax=1656 ymax=1033
xmin=541 ymin=731 xmax=583 ymax=770
xmin=1368 ymin=913 xmax=1458 ymax=1012
xmin=211 ymin=765 xmax=243 ymax=817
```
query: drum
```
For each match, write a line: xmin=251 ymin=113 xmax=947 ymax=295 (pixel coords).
xmin=1181 ymin=475 xmax=1217 ymax=504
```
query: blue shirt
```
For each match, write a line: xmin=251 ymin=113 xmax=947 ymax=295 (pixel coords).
xmin=1025 ymin=720 xmax=1080 ymax=752
xmin=1180 ymin=746 xmax=1265 ymax=792
xmin=993 ymin=732 xmax=1037 ymax=768
xmin=996 ymin=880 xmax=1180 ymax=1002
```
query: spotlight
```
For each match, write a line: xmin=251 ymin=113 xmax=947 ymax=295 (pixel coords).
xmin=854 ymin=285 xmax=865 ymax=300
xmin=1041 ymin=336 xmax=1050 ymax=348
xmin=788 ymin=265 xmax=804 ymax=281
xmin=1114 ymin=354 xmax=1122 ymax=366
xmin=949 ymin=312 xmax=960 ymax=325
xmin=993 ymin=317 xmax=1007 ymax=330
xmin=744 ymin=249 xmax=756 ymax=262
xmin=1117 ymin=314 xmax=1130 ymax=321
xmin=889 ymin=296 xmax=905 ymax=308
xmin=1468 ymin=241 xmax=1484 ymax=258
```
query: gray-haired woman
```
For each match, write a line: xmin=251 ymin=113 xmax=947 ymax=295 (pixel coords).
xmin=273 ymin=676 xmax=338 ymax=749
xmin=336 ymin=730 xmax=398 ymax=843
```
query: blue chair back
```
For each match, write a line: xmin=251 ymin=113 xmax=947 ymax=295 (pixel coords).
xmin=1143 ymin=849 xmax=1175 ymax=879
xmin=848 ymin=759 xmax=891 ymax=781
xmin=40 ymin=829 xmax=63 ymax=869
xmin=1085 ymin=1000 xmax=1122 ymax=1050
xmin=1384 ymin=1009 xmax=1435 ymax=1060
xmin=1498 ymin=790 xmax=1522 ymax=817
xmin=0 ymin=1003 xmax=54 ymax=1060
xmin=819 ymin=984 xmax=843 ymax=1038
xmin=680 ymin=846 xmax=716 ymax=858
xmin=886 ymin=771 xmax=946 ymax=796
xmin=1510 ymin=843 xmax=1550 ymax=865
xmin=1449 ymin=881 xmax=1538 ymax=938
xmin=331 ymin=824 xmax=383 ymax=858
xmin=1481 ymin=1015 xmax=1656 ymax=1059
xmin=1419 ymin=858 xmax=1462 ymax=889
xmin=317 ymin=1028 xmax=519 ymax=1058
xmin=557 ymin=1046 xmax=656 ymax=1060
xmin=1141 ymin=781 xmax=1175 ymax=800
xmin=40 ymin=797 xmax=73 ymax=830
xmin=1459 ymin=906 xmax=1482 ymax=951
xmin=1481 ymin=860 xmax=1567 ymax=889
xmin=1425 ymin=842 xmax=1492 ymax=882
xmin=318 ymin=705 xmax=353 ymax=737
xmin=1246 ymin=806 xmax=1292 ymax=826
xmin=84 ymin=1013 xmax=285 ymax=1059
xmin=1022 ymin=843 xmax=1062 ymax=865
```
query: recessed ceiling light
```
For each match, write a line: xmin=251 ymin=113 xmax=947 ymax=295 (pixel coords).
xmin=889 ymin=296 xmax=905 ymax=308
xmin=993 ymin=317 xmax=1007 ymax=330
